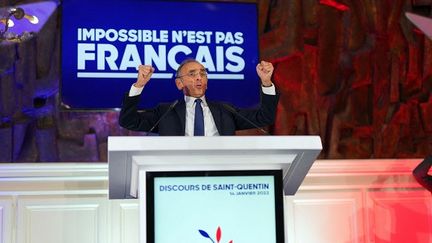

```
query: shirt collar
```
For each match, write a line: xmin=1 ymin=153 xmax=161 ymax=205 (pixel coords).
xmin=184 ymin=95 xmax=208 ymax=108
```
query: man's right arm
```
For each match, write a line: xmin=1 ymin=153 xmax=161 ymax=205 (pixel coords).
xmin=133 ymin=65 xmax=154 ymax=89
xmin=119 ymin=92 xmax=160 ymax=132
xmin=118 ymin=65 xmax=158 ymax=131
xmin=129 ymin=84 xmax=144 ymax=97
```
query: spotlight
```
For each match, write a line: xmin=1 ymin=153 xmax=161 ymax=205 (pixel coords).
xmin=0 ymin=18 xmax=14 ymax=27
xmin=24 ymin=14 xmax=39 ymax=24
xmin=0 ymin=6 xmax=36 ymax=42
xmin=9 ymin=7 xmax=25 ymax=20
xmin=0 ymin=1 xmax=58 ymax=43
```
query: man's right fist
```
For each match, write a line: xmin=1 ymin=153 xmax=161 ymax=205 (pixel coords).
xmin=134 ymin=65 xmax=155 ymax=88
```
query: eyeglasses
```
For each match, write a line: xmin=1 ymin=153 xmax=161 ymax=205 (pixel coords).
xmin=176 ymin=70 xmax=208 ymax=79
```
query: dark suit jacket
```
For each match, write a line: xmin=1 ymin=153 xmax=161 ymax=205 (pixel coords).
xmin=413 ymin=156 xmax=432 ymax=192
xmin=119 ymin=91 xmax=279 ymax=135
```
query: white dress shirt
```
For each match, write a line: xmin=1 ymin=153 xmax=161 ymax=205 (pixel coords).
xmin=184 ymin=95 xmax=219 ymax=136
xmin=128 ymin=85 xmax=276 ymax=136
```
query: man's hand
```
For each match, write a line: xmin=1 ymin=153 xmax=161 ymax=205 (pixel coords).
xmin=256 ymin=61 xmax=274 ymax=87
xmin=134 ymin=65 xmax=155 ymax=88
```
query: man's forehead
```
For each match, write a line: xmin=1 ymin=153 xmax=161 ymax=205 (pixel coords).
xmin=183 ymin=62 xmax=205 ymax=71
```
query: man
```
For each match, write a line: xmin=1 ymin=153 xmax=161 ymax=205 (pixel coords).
xmin=119 ymin=59 xmax=279 ymax=136
xmin=413 ymin=155 xmax=432 ymax=192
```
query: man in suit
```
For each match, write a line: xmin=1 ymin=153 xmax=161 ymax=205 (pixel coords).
xmin=119 ymin=59 xmax=279 ymax=136
xmin=413 ymin=155 xmax=432 ymax=192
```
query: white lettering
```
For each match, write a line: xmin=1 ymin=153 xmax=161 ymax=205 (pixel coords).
xmin=215 ymin=31 xmax=225 ymax=44
xmin=187 ymin=31 xmax=196 ymax=43
xmin=129 ymin=29 xmax=138 ymax=42
xmin=77 ymin=28 xmax=81 ymax=41
xmin=160 ymin=30 xmax=169 ymax=43
xmin=97 ymin=44 xmax=118 ymax=70
xmin=216 ymin=46 xmax=224 ymax=72
xmin=82 ymin=28 xmax=94 ymax=41
xmin=105 ymin=29 xmax=118 ymax=42
xmin=195 ymin=46 xmax=215 ymax=71
xmin=77 ymin=43 xmax=95 ymax=70
xmin=142 ymin=30 xmax=152 ymax=42
xmin=224 ymin=32 xmax=235 ymax=44
xmin=234 ymin=32 xmax=244 ymax=44
xmin=144 ymin=45 xmax=166 ymax=71
xmin=167 ymin=45 xmax=192 ymax=70
xmin=95 ymin=28 xmax=105 ymax=41
xmin=118 ymin=29 xmax=128 ymax=42
xmin=172 ymin=30 xmax=183 ymax=43
xmin=225 ymin=46 xmax=244 ymax=72
xmin=119 ymin=44 xmax=141 ymax=70
xmin=75 ymin=28 xmax=247 ymax=76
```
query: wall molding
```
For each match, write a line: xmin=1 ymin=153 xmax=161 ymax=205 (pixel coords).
xmin=0 ymin=159 xmax=429 ymax=243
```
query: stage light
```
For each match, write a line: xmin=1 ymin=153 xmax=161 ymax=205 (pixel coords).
xmin=0 ymin=1 xmax=58 ymax=43
xmin=24 ymin=14 xmax=39 ymax=24
xmin=0 ymin=18 xmax=14 ymax=27
xmin=9 ymin=7 xmax=25 ymax=20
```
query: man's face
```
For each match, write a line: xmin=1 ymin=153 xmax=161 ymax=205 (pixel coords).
xmin=175 ymin=61 xmax=208 ymax=98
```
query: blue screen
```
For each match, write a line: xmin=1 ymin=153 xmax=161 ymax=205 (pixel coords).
xmin=61 ymin=0 xmax=260 ymax=109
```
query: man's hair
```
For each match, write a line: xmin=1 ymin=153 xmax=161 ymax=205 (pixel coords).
xmin=175 ymin=58 xmax=199 ymax=78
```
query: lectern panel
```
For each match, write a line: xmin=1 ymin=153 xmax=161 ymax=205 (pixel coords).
xmin=146 ymin=170 xmax=285 ymax=243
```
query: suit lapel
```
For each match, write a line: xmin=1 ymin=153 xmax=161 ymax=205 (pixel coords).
xmin=208 ymin=102 xmax=222 ymax=135
xmin=174 ymin=100 xmax=186 ymax=135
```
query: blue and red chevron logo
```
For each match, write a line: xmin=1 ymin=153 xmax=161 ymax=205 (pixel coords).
xmin=198 ymin=226 xmax=233 ymax=243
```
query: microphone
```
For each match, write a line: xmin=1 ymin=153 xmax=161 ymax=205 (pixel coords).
xmin=147 ymin=100 xmax=179 ymax=134
xmin=8 ymin=7 xmax=25 ymax=19
xmin=222 ymin=104 xmax=270 ymax=135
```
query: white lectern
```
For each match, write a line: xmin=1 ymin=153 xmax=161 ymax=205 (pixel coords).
xmin=108 ymin=136 xmax=322 ymax=243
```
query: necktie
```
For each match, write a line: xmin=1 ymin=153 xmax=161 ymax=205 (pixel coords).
xmin=194 ymin=99 xmax=204 ymax=136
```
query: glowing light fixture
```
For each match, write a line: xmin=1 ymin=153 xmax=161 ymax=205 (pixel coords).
xmin=0 ymin=18 xmax=14 ymax=27
xmin=24 ymin=14 xmax=39 ymax=24
xmin=0 ymin=1 xmax=58 ymax=43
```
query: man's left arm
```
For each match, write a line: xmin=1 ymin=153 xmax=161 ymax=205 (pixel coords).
xmin=230 ymin=61 xmax=279 ymax=130
xmin=252 ymin=61 xmax=279 ymax=127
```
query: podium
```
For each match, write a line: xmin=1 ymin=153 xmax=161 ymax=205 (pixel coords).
xmin=108 ymin=136 xmax=322 ymax=243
